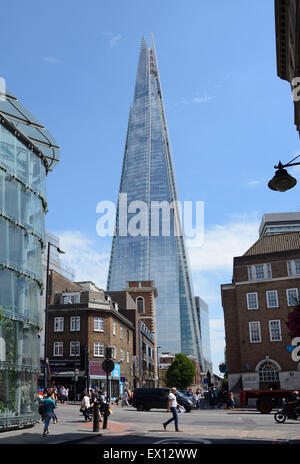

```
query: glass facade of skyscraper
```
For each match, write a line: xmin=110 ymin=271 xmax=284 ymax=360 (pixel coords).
xmin=107 ymin=37 xmax=204 ymax=368
xmin=0 ymin=88 xmax=59 ymax=429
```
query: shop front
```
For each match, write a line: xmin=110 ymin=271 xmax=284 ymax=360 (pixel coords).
xmin=89 ymin=361 xmax=120 ymax=400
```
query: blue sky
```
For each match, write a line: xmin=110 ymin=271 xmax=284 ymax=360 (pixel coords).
xmin=2 ymin=0 xmax=300 ymax=373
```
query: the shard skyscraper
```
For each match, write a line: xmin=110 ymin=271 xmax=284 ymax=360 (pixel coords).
xmin=107 ymin=37 xmax=204 ymax=368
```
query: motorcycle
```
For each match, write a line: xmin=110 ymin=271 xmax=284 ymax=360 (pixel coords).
xmin=274 ymin=399 xmax=300 ymax=423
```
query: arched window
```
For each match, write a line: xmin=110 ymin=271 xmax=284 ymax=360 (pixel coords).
xmin=258 ymin=361 xmax=279 ymax=383
xmin=136 ymin=297 xmax=145 ymax=314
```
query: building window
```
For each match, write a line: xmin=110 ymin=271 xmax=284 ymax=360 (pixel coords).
xmin=286 ymin=288 xmax=299 ymax=306
xmin=94 ymin=342 xmax=104 ymax=357
xmin=126 ymin=330 xmax=129 ymax=343
xmin=94 ymin=317 xmax=104 ymax=332
xmin=266 ymin=290 xmax=279 ymax=308
xmin=287 ymin=260 xmax=300 ymax=276
xmin=127 ymin=351 xmax=130 ymax=363
xmin=54 ymin=317 xmax=64 ymax=332
xmin=120 ymin=326 xmax=124 ymax=339
xmin=112 ymin=345 xmax=116 ymax=359
xmin=248 ymin=264 xmax=272 ymax=281
xmin=120 ymin=349 xmax=124 ymax=361
xmin=269 ymin=320 xmax=282 ymax=342
xmin=255 ymin=265 xmax=264 ymax=280
xmin=113 ymin=321 xmax=116 ymax=336
xmin=70 ymin=316 xmax=80 ymax=332
xmin=247 ymin=292 xmax=259 ymax=310
xmin=70 ymin=341 xmax=80 ymax=356
xmin=61 ymin=292 xmax=80 ymax=304
xmin=53 ymin=342 xmax=63 ymax=357
xmin=249 ymin=322 xmax=261 ymax=343
xmin=259 ymin=361 xmax=279 ymax=383
xmin=137 ymin=297 xmax=145 ymax=314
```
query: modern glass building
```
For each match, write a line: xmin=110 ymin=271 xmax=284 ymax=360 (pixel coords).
xmin=0 ymin=87 xmax=59 ymax=429
xmin=107 ymin=37 xmax=205 ymax=368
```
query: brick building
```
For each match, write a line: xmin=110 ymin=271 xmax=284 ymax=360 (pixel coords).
xmin=221 ymin=232 xmax=300 ymax=393
xmin=46 ymin=271 xmax=134 ymax=399
xmin=108 ymin=280 xmax=158 ymax=388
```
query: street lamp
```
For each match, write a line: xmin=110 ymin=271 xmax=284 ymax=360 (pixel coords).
xmin=43 ymin=242 xmax=65 ymax=390
xmin=268 ymin=155 xmax=300 ymax=192
xmin=157 ymin=346 xmax=161 ymax=388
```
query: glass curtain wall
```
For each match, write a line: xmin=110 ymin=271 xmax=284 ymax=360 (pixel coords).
xmin=0 ymin=123 xmax=45 ymax=429
xmin=107 ymin=37 xmax=205 ymax=368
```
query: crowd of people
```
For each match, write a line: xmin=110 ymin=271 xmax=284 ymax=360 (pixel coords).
xmin=186 ymin=388 xmax=236 ymax=409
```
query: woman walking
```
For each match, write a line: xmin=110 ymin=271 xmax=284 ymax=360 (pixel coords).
xmin=42 ymin=391 xmax=56 ymax=436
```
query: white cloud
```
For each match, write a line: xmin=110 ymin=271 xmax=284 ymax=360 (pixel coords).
xmin=187 ymin=219 xmax=259 ymax=272
xmin=53 ymin=230 xmax=110 ymax=289
xmin=247 ymin=180 xmax=260 ymax=187
xmin=42 ymin=56 xmax=61 ymax=64
xmin=179 ymin=95 xmax=212 ymax=105
xmin=109 ymin=34 xmax=122 ymax=48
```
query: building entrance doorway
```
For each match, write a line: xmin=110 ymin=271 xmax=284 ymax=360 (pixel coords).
xmin=258 ymin=360 xmax=280 ymax=390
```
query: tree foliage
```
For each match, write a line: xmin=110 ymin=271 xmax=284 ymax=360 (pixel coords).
xmin=286 ymin=303 xmax=300 ymax=338
xmin=165 ymin=353 xmax=196 ymax=390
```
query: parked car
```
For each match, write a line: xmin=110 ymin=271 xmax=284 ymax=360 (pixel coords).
xmin=132 ymin=388 xmax=192 ymax=412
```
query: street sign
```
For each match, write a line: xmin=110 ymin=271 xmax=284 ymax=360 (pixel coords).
xmin=102 ymin=359 xmax=115 ymax=373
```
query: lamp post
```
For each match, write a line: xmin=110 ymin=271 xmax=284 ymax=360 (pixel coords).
xmin=268 ymin=155 xmax=300 ymax=192
xmin=157 ymin=346 xmax=161 ymax=388
xmin=43 ymin=242 xmax=65 ymax=390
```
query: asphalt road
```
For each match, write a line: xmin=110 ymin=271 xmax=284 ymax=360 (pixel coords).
xmin=71 ymin=405 xmax=300 ymax=445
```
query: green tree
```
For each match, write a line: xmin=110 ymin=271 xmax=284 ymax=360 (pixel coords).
xmin=165 ymin=353 xmax=195 ymax=390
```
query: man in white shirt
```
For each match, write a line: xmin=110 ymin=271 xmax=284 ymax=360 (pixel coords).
xmin=163 ymin=387 xmax=182 ymax=432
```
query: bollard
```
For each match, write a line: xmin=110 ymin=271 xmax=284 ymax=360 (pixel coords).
xmin=93 ymin=401 xmax=99 ymax=432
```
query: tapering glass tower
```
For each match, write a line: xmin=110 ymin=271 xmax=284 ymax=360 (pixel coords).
xmin=107 ymin=37 xmax=204 ymax=368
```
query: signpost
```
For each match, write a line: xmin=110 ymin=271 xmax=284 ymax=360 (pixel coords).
xmin=102 ymin=348 xmax=114 ymax=430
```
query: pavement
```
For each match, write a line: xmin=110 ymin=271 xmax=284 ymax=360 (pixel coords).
xmin=1 ymin=403 xmax=300 ymax=445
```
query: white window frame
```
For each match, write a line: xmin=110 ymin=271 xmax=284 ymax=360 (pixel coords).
xmin=286 ymin=288 xmax=299 ymax=306
xmin=54 ymin=316 xmax=64 ymax=332
xmin=61 ymin=292 xmax=80 ymax=304
xmin=113 ymin=321 xmax=116 ymax=336
xmin=94 ymin=317 xmax=104 ymax=332
xmin=120 ymin=326 xmax=124 ymax=339
xmin=248 ymin=263 xmax=272 ymax=281
xmin=53 ymin=341 xmax=63 ymax=357
xmin=249 ymin=321 xmax=261 ymax=343
xmin=70 ymin=316 xmax=80 ymax=332
xmin=70 ymin=341 xmax=80 ymax=356
xmin=287 ymin=260 xmax=300 ymax=276
xmin=93 ymin=342 xmax=104 ymax=357
xmin=246 ymin=292 xmax=259 ymax=310
xmin=127 ymin=351 xmax=130 ymax=363
xmin=112 ymin=345 xmax=116 ymax=359
xmin=269 ymin=320 xmax=282 ymax=342
xmin=120 ymin=348 xmax=124 ymax=361
xmin=266 ymin=290 xmax=279 ymax=308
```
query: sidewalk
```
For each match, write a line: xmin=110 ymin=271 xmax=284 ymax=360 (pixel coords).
xmin=0 ymin=403 xmax=129 ymax=444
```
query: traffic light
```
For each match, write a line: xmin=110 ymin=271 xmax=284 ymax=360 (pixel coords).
xmin=105 ymin=346 xmax=113 ymax=359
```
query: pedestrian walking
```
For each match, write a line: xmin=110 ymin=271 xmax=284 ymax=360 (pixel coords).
xmin=122 ymin=389 xmax=131 ymax=407
xmin=41 ymin=391 xmax=56 ymax=436
xmin=81 ymin=390 xmax=91 ymax=421
xmin=162 ymin=387 xmax=182 ymax=432
xmin=50 ymin=391 xmax=58 ymax=423
xmin=60 ymin=386 xmax=67 ymax=404
xmin=229 ymin=392 xmax=235 ymax=409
